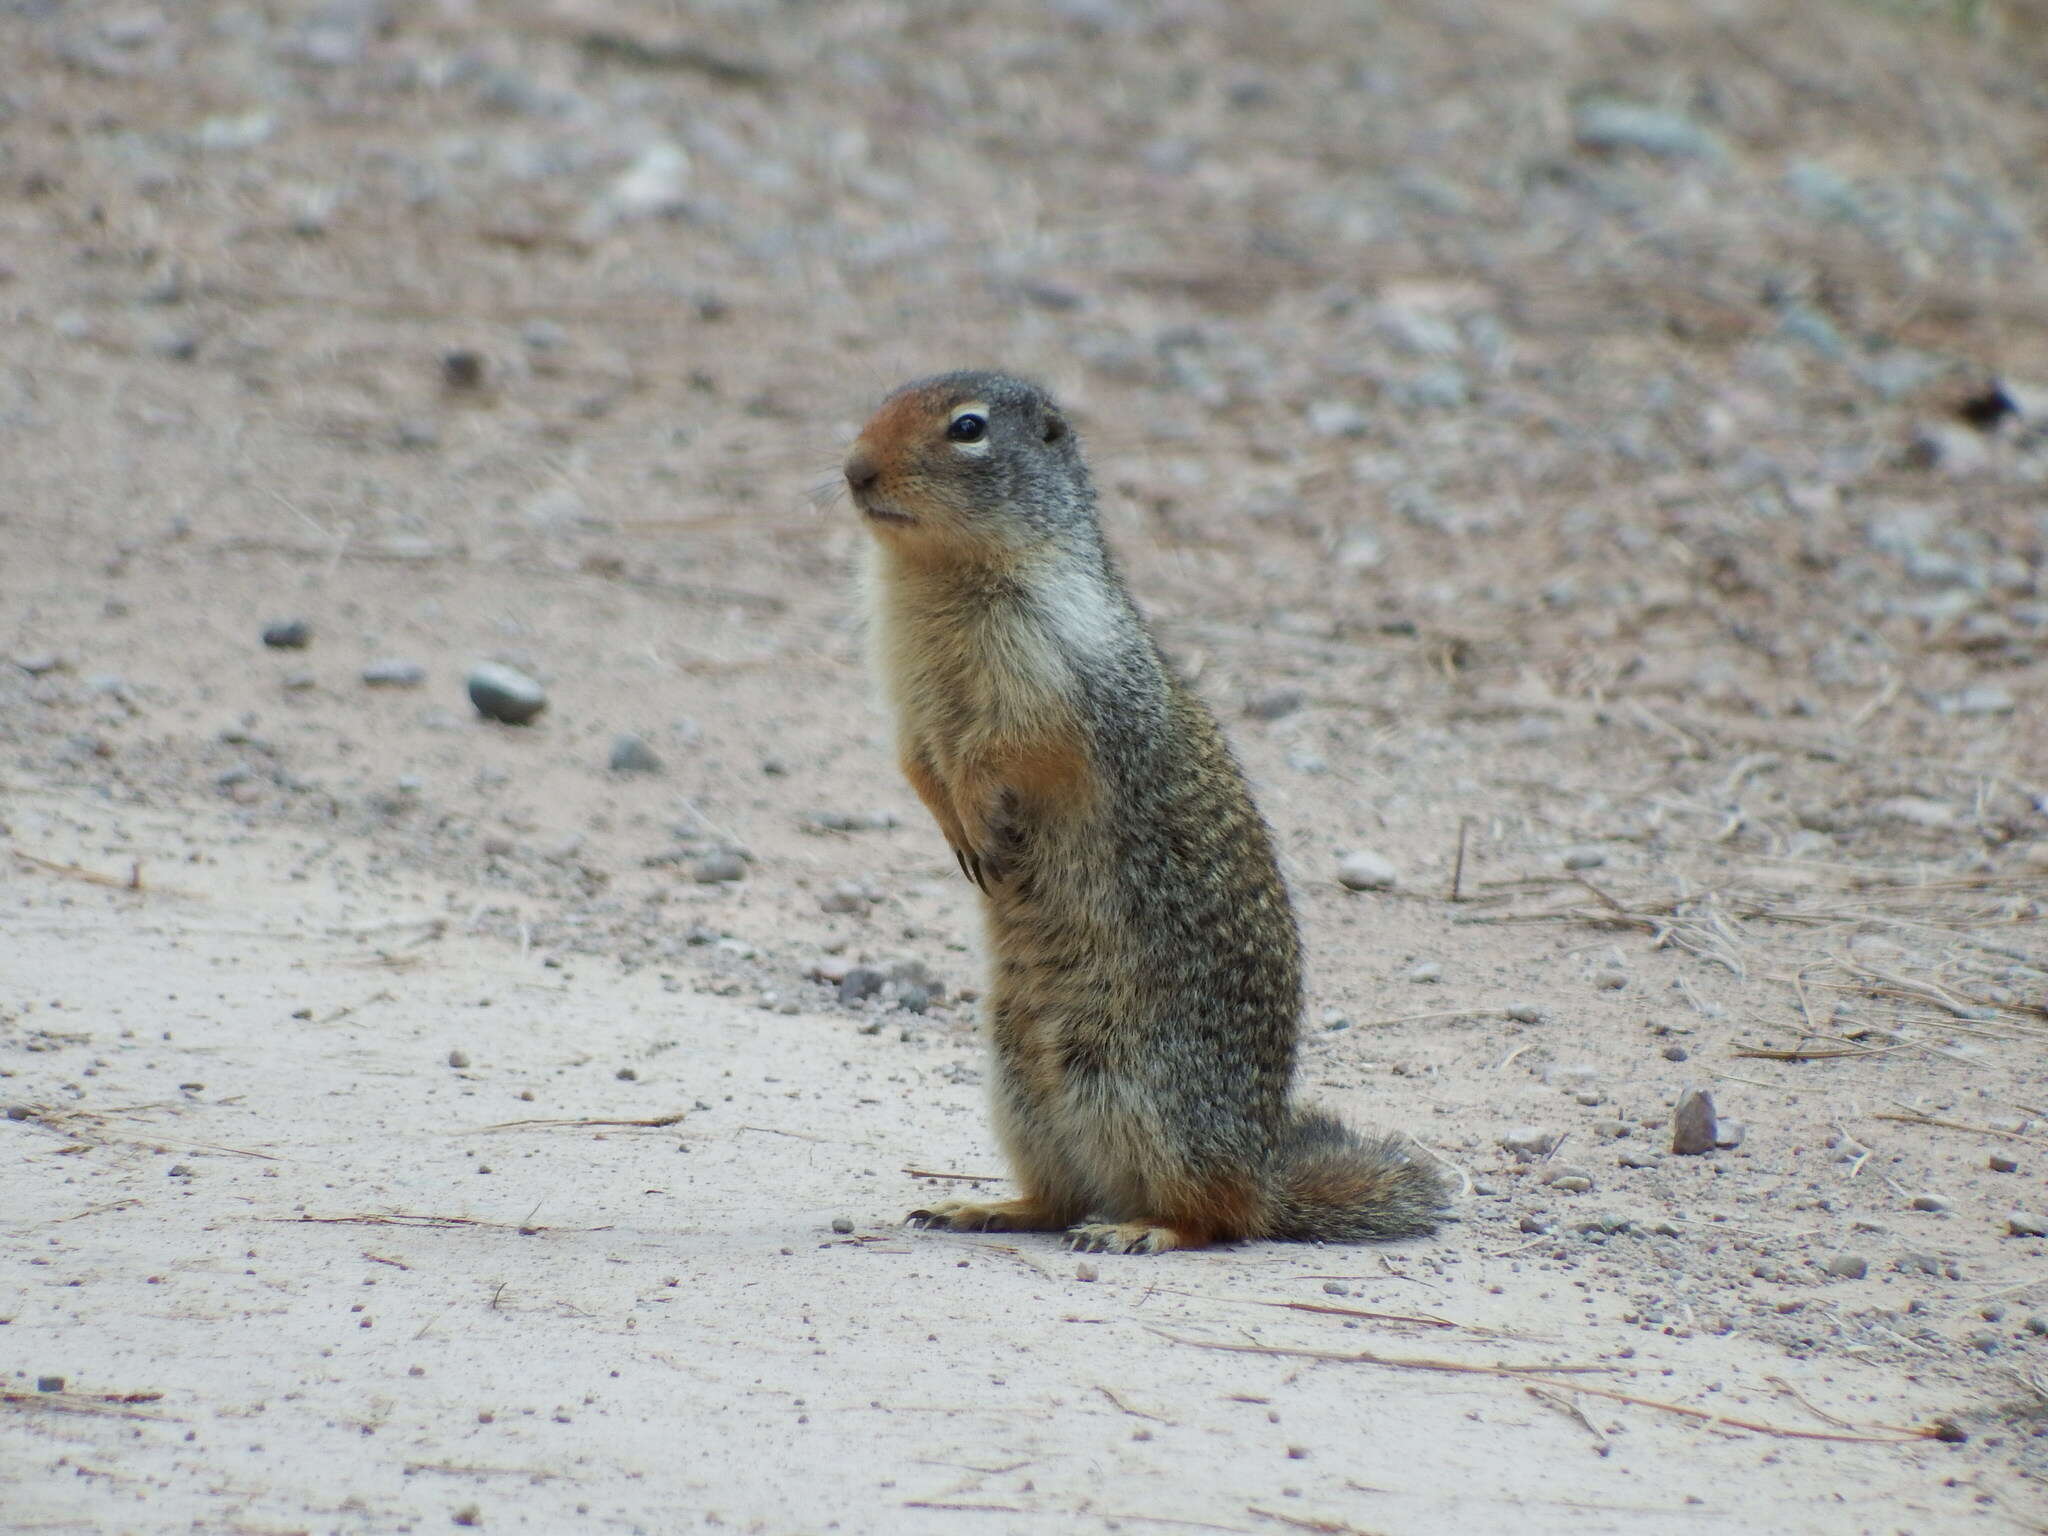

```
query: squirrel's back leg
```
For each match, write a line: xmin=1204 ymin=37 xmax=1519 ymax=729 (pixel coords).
xmin=908 ymin=1038 xmax=1093 ymax=1235
xmin=1065 ymin=1170 xmax=1265 ymax=1255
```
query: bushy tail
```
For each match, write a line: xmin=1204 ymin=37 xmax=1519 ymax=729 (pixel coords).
xmin=1267 ymin=1109 xmax=1450 ymax=1241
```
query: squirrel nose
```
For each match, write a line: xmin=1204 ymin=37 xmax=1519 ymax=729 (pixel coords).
xmin=844 ymin=448 xmax=879 ymax=497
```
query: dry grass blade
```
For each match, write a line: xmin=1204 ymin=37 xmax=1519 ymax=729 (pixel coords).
xmin=11 ymin=846 xmax=144 ymax=890
xmin=467 ymin=1114 xmax=686 ymax=1133
xmin=4 ymin=1388 xmax=172 ymax=1420
xmin=1155 ymin=1334 xmax=1937 ymax=1443
xmin=903 ymin=1166 xmax=1008 ymax=1182
xmin=1873 ymin=1111 xmax=2048 ymax=1147
xmin=1248 ymin=1509 xmax=1388 ymax=1536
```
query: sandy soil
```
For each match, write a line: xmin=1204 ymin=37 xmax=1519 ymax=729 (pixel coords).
xmin=5 ymin=2 xmax=2047 ymax=1533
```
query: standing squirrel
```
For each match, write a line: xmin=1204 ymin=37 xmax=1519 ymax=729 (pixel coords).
xmin=845 ymin=371 xmax=1449 ymax=1254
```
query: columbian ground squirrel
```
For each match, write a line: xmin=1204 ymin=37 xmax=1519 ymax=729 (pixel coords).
xmin=846 ymin=371 xmax=1449 ymax=1254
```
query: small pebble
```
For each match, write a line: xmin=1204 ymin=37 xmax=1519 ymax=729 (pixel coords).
xmin=36 ymin=1376 xmax=63 ymax=1393
xmin=481 ymin=835 xmax=516 ymax=858
xmin=448 ymin=1050 xmax=470 ymax=1069
xmin=467 ymin=663 xmax=547 ymax=726
xmin=1617 ymin=1150 xmax=1660 ymax=1170
xmin=1518 ymin=1214 xmax=1550 ymax=1233
xmin=1671 ymin=1087 xmax=1717 ymax=1156
xmin=616 ymin=1067 xmax=637 ymax=1082
xmin=691 ymin=852 xmax=746 ymax=884
xmin=1504 ymin=1002 xmax=1544 ymax=1024
xmin=1245 ymin=687 xmax=1307 ymax=721
xmin=1336 ymin=851 xmax=1398 ymax=891
xmin=1321 ymin=1282 xmax=1350 ymax=1296
xmin=1075 ymin=1262 xmax=1099 ymax=1282
xmin=1712 ymin=1120 xmax=1745 ymax=1150
xmin=1989 ymin=1154 xmax=2018 ymax=1174
xmin=2025 ymin=1316 xmax=2048 ymax=1337
xmin=830 ymin=1217 xmax=854 ymax=1234
xmin=442 ymin=350 xmax=485 ymax=389
xmin=608 ymin=734 xmax=662 ymax=773
xmin=838 ymin=968 xmax=885 ymax=1005
xmin=818 ymin=882 xmax=869 ymax=915
xmin=1661 ymin=1044 xmax=1689 ymax=1062
xmin=14 ymin=652 xmax=61 ymax=675
xmin=1405 ymin=961 xmax=1442 ymax=984
xmin=1549 ymin=1175 xmax=1593 ymax=1194
xmin=1981 ymin=1304 xmax=2006 ymax=1323
xmin=1593 ymin=972 xmax=1627 ymax=991
xmin=1500 ymin=1126 xmax=1556 ymax=1160
xmin=1561 ymin=846 xmax=1605 ymax=870
xmin=262 ymin=619 xmax=311 ymax=649
xmin=1823 ymin=1254 xmax=1868 ymax=1280
xmin=1909 ymin=1194 xmax=1949 ymax=1214
xmin=362 ymin=658 xmax=426 ymax=687
xmin=2007 ymin=1212 xmax=2048 ymax=1238
xmin=167 ymin=1163 xmax=193 ymax=1179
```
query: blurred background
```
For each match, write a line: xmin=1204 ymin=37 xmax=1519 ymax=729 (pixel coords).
xmin=4 ymin=0 xmax=2045 ymax=921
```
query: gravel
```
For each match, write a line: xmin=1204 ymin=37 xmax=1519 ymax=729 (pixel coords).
xmin=467 ymin=663 xmax=548 ymax=725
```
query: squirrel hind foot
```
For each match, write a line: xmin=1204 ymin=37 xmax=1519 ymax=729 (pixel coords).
xmin=1063 ymin=1221 xmax=1211 ymax=1255
xmin=906 ymin=1196 xmax=1069 ymax=1234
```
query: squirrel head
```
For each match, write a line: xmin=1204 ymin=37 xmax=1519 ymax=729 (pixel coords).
xmin=845 ymin=372 xmax=1094 ymax=560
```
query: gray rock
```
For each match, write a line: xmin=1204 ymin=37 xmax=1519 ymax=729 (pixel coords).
xmin=1672 ymin=1087 xmax=1717 ymax=1155
xmin=36 ymin=1376 xmax=63 ymax=1393
xmin=1548 ymin=1175 xmax=1593 ymax=1194
xmin=1989 ymin=1154 xmax=2019 ymax=1174
xmin=1661 ymin=1044 xmax=1689 ymax=1062
xmin=2007 ymin=1211 xmax=2048 ymax=1238
xmin=838 ymin=968 xmax=885 ymax=1005
xmin=1504 ymin=1002 xmax=1544 ymax=1024
xmin=1405 ymin=961 xmax=1443 ymax=984
xmin=830 ymin=1217 xmax=854 ymax=1234
xmin=1932 ymin=686 xmax=2015 ymax=716
xmin=1909 ymin=1193 xmax=1950 ymax=1213
xmin=447 ymin=1049 xmax=470 ymax=1069
xmin=2025 ymin=1315 xmax=2048 ymax=1336
xmin=691 ymin=852 xmax=746 ymax=884
xmin=1561 ymin=846 xmax=1606 ymax=871
xmin=818 ymin=882 xmax=870 ymax=915
xmin=467 ymin=663 xmax=547 ymax=725
xmin=262 ymin=619 xmax=311 ymax=649
xmin=1336 ymin=851 xmax=1398 ymax=891
xmin=1593 ymin=971 xmax=1628 ymax=991
xmin=608 ymin=733 xmax=662 ymax=773
xmin=1823 ymin=1253 xmax=1868 ymax=1280
xmin=1713 ymin=1119 xmax=1746 ymax=1150
xmin=896 ymin=985 xmax=931 ymax=1015
xmin=13 ymin=652 xmax=61 ymax=675
xmin=806 ymin=810 xmax=901 ymax=832
xmin=1500 ymin=1126 xmax=1556 ymax=1160
xmin=362 ymin=658 xmax=426 ymax=688
xmin=1617 ymin=1149 xmax=1660 ymax=1170
xmin=1245 ymin=687 xmax=1307 ymax=721
xmin=1306 ymin=400 xmax=1369 ymax=438
xmin=1573 ymin=99 xmax=1724 ymax=161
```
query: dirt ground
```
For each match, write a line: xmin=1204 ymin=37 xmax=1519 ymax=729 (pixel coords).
xmin=5 ymin=2 xmax=2048 ymax=1532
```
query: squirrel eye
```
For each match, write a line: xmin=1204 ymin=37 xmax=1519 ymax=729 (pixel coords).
xmin=946 ymin=412 xmax=987 ymax=444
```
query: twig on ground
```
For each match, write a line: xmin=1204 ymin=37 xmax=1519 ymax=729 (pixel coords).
xmin=1449 ymin=816 xmax=1471 ymax=902
xmin=1526 ymin=1384 xmax=1611 ymax=1454
xmin=904 ymin=1167 xmax=1008 ymax=1182
xmin=1248 ymin=1508 xmax=1387 ymax=1535
xmin=1096 ymin=1385 xmax=1175 ymax=1424
xmin=11 ymin=847 xmax=147 ymax=890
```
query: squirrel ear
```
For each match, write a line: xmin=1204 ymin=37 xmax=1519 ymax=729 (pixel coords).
xmin=1042 ymin=413 xmax=1067 ymax=444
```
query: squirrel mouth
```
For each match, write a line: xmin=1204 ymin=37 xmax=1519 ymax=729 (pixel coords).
xmin=857 ymin=498 xmax=916 ymax=526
